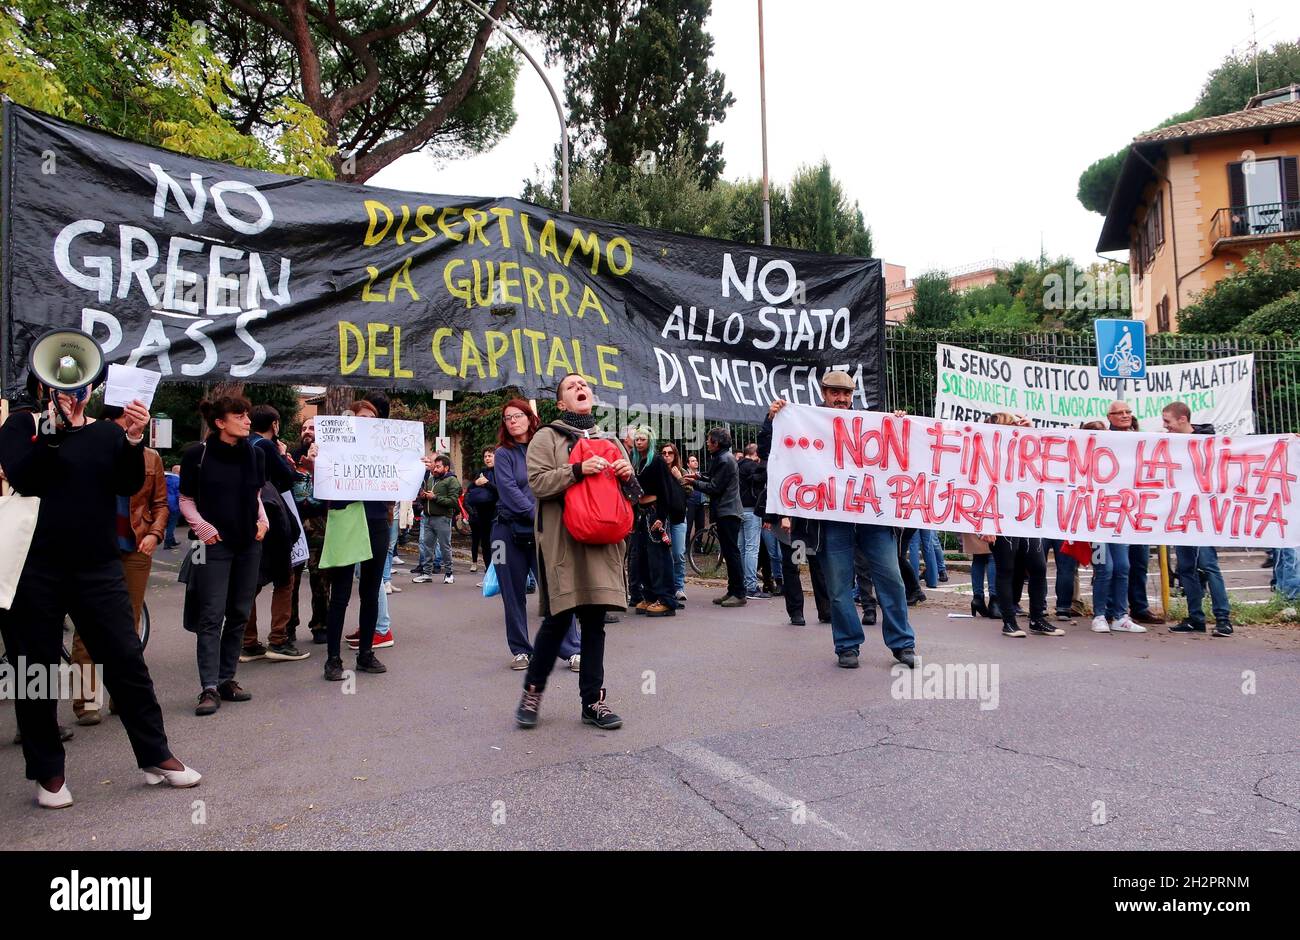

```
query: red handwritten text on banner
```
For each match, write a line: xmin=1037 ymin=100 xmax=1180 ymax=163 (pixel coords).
xmin=763 ymin=405 xmax=1300 ymax=547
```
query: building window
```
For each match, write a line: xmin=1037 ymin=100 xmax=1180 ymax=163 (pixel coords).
xmin=1156 ymin=295 xmax=1170 ymax=334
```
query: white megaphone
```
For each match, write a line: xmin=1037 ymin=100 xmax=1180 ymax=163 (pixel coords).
xmin=27 ymin=328 xmax=105 ymax=394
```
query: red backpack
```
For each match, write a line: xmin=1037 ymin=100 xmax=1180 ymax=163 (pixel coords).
xmin=555 ymin=429 xmax=633 ymax=544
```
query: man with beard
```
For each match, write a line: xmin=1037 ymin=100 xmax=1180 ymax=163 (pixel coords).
xmin=761 ymin=371 xmax=918 ymax=670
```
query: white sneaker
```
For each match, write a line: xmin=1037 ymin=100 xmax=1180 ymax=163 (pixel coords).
xmin=390 ymin=584 xmax=401 ymax=593
xmin=142 ymin=763 xmax=202 ymax=788
xmin=1090 ymin=615 xmax=1111 ymax=633
xmin=1111 ymin=615 xmax=1147 ymax=633
xmin=511 ymin=652 xmax=531 ymax=670
xmin=383 ymin=581 xmax=393 ymax=595
xmin=469 ymin=564 xmax=478 ymax=573
xmin=443 ymin=574 xmax=455 ymax=584
xmin=676 ymin=590 xmax=688 ymax=601
xmin=569 ymin=654 xmax=581 ymax=673
xmin=36 ymin=782 xmax=73 ymax=809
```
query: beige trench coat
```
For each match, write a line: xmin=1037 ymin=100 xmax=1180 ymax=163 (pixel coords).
xmin=527 ymin=420 xmax=631 ymax=617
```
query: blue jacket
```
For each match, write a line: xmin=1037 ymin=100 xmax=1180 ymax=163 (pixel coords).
xmin=493 ymin=442 xmax=535 ymax=524
xmin=165 ymin=471 xmax=181 ymax=513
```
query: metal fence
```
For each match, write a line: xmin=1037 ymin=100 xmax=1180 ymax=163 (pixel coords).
xmin=883 ymin=327 xmax=1300 ymax=435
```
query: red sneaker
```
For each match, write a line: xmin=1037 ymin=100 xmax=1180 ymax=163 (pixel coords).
xmin=347 ymin=630 xmax=394 ymax=650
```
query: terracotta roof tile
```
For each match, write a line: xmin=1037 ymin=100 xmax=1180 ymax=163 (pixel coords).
xmin=1135 ymin=100 xmax=1300 ymax=143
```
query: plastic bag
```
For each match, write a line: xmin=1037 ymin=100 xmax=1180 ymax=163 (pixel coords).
xmin=482 ymin=563 xmax=501 ymax=598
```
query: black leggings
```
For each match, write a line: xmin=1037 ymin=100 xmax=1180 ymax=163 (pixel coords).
xmin=325 ymin=515 xmax=391 ymax=659
xmin=991 ymin=536 xmax=1047 ymax=624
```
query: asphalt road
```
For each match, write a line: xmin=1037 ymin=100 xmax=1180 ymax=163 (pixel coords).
xmin=2 ymin=546 xmax=1297 ymax=850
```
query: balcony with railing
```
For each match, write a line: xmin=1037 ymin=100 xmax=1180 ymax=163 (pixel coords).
xmin=1210 ymin=201 xmax=1300 ymax=249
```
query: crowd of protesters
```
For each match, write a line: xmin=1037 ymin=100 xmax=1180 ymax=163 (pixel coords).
xmin=0 ymin=361 xmax=1261 ymax=810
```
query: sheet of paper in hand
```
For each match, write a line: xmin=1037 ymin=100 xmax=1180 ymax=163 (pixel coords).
xmin=312 ymin=416 xmax=425 ymax=501
xmin=103 ymin=364 xmax=162 ymax=408
xmin=763 ymin=404 xmax=1300 ymax=547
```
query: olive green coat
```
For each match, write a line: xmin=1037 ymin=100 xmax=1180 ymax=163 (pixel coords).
xmin=527 ymin=420 xmax=630 ymax=617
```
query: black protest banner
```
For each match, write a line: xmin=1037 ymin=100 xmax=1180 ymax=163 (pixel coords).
xmin=1 ymin=104 xmax=884 ymax=422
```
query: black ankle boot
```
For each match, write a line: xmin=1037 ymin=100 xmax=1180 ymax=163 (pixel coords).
xmin=971 ymin=597 xmax=991 ymax=617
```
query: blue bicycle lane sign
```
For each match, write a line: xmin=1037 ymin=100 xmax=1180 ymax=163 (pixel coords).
xmin=1094 ymin=319 xmax=1147 ymax=380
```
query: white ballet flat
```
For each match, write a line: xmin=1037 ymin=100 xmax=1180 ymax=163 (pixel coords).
xmin=142 ymin=763 xmax=202 ymax=788
xmin=36 ymin=782 xmax=73 ymax=809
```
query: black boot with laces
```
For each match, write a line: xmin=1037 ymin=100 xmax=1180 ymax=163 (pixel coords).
xmin=581 ymin=688 xmax=623 ymax=729
xmin=515 ymin=684 xmax=543 ymax=728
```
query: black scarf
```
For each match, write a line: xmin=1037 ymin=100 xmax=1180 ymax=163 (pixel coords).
xmin=559 ymin=410 xmax=597 ymax=430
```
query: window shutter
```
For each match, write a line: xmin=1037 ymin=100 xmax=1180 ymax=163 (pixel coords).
xmin=1154 ymin=194 xmax=1165 ymax=246
xmin=1283 ymin=157 xmax=1299 ymax=204
xmin=1228 ymin=162 xmax=1247 ymax=207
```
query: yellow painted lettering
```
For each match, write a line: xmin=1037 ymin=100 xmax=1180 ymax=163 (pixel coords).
xmin=459 ymin=330 xmax=485 ymax=379
xmin=538 ymin=220 xmax=561 ymax=264
xmin=437 ymin=206 xmax=464 ymax=241
xmin=463 ymin=208 xmax=491 ymax=247
xmin=339 ymin=321 xmax=364 ymax=375
xmin=362 ymin=266 xmax=386 ymax=302
xmin=443 ymin=259 xmax=472 ymax=306
xmin=548 ymin=273 xmax=574 ymax=317
xmin=606 ymin=237 xmax=633 ymax=275
xmin=564 ymin=228 xmax=601 ymax=275
xmin=596 ymin=345 xmax=623 ymax=389
xmin=388 ymin=256 xmax=419 ymax=301
xmin=363 ymin=200 xmax=393 ymax=246
xmin=545 ymin=335 xmax=574 ymax=377
xmin=522 ymin=267 xmax=544 ymax=310
xmin=497 ymin=261 xmax=521 ymax=304
xmin=575 ymin=284 xmax=608 ymax=324
xmin=431 ymin=327 xmax=457 ymax=376
xmin=367 ymin=323 xmax=391 ymax=378
xmin=393 ymin=326 xmax=414 ymax=378
xmin=411 ymin=205 xmax=437 ymax=243
xmin=489 ymin=207 xmax=515 ymax=248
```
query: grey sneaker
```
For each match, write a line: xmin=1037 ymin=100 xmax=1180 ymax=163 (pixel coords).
xmin=516 ymin=684 xmax=543 ymax=728
xmin=265 ymin=641 xmax=310 ymax=661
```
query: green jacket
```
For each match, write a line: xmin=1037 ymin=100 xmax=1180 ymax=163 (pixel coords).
xmin=422 ymin=471 xmax=462 ymax=517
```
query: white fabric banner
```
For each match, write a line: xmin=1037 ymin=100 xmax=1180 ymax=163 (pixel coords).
xmin=282 ymin=489 xmax=309 ymax=568
xmin=934 ymin=344 xmax=1255 ymax=435
xmin=764 ymin=404 xmax=1300 ymax=547
xmin=312 ymin=416 xmax=425 ymax=502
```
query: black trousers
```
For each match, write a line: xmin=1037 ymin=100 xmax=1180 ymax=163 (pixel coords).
xmin=325 ymin=515 xmax=390 ymax=659
xmin=778 ymin=541 xmax=804 ymax=620
xmin=2 ymin=559 xmax=171 ymax=781
xmin=469 ymin=514 xmax=494 ymax=565
xmin=896 ymin=528 xmax=922 ymax=598
xmin=631 ymin=517 xmax=677 ymax=607
xmin=808 ymin=553 xmax=831 ymax=620
xmin=524 ymin=605 xmax=607 ymax=705
xmin=716 ymin=514 xmax=745 ymax=599
xmin=992 ymin=536 xmax=1047 ymax=624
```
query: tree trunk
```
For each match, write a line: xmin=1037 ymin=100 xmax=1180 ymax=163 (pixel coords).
xmin=323 ymin=385 xmax=355 ymax=416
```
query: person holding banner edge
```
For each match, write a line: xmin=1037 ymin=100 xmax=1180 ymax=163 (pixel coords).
xmin=762 ymin=371 xmax=918 ymax=670
xmin=1105 ymin=401 xmax=1165 ymax=626
xmin=1162 ymin=402 xmax=1233 ymax=638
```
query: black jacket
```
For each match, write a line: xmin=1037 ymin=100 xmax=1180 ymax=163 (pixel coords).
xmin=758 ymin=413 xmax=823 ymax=555
xmin=692 ymin=449 xmax=741 ymax=519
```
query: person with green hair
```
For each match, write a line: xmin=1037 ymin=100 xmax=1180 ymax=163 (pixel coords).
xmin=627 ymin=425 xmax=679 ymax=617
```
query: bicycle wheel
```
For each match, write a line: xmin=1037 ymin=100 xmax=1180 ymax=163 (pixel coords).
xmin=1102 ymin=351 xmax=1120 ymax=371
xmin=689 ymin=526 xmax=724 ymax=578
xmin=139 ymin=601 xmax=151 ymax=651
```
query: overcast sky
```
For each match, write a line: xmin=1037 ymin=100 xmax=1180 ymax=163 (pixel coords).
xmin=371 ymin=0 xmax=1300 ymax=276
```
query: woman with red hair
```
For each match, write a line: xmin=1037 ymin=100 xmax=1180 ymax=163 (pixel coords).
xmin=492 ymin=399 xmax=580 ymax=671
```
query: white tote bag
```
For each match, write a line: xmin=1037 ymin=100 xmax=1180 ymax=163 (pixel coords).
xmin=0 ymin=492 xmax=40 ymax=609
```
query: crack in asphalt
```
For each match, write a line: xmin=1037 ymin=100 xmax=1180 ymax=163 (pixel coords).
xmin=1252 ymin=771 xmax=1300 ymax=817
xmin=673 ymin=770 xmax=770 ymax=850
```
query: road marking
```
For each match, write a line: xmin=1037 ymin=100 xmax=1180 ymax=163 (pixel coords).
xmin=664 ymin=740 xmax=858 ymax=845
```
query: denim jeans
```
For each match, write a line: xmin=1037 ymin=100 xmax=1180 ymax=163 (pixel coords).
xmin=741 ymin=509 xmax=762 ymax=593
xmin=820 ymin=521 xmax=914 ymax=654
xmin=1273 ymin=547 xmax=1300 ymax=600
xmin=1128 ymin=544 xmax=1152 ymax=615
xmin=970 ymin=554 xmax=997 ymax=600
xmin=382 ymin=517 xmax=398 ymax=583
xmin=1090 ymin=542 xmax=1131 ymax=621
xmin=416 ymin=516 xmax=444 ymax=573
xmin=908 ymin=530 xmax=944 ymax=588
xmin=1043 ymin=539 xmax=1077 ymax=614
xmin=761 ymin=526 xmax=782 ymax=586
xmin=1175 ymin=545 xmax=1231 ymax=628
xmin=164 ymin=512 xmax=179 ymax=547
xmin=670 ymin=521 xmax=687 ymax=594
xmin=421 ymin=515 xmax=453 ymax=575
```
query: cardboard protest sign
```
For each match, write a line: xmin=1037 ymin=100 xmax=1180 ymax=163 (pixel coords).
xmin=312 ymin=416 xmax=425 ymax=502
xmin=765 ymin=404 xmax=1300 ymax=547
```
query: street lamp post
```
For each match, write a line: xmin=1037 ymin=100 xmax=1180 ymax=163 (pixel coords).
xmin=458 ymin=0 xmax=570 ymax=212
xmin=757 ymin=0 xmax=771 ymax=246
